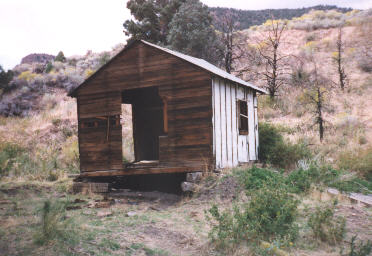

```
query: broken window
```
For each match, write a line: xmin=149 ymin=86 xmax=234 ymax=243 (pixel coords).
xmin=238 ymin=100 xmax=248 ymax=135
xmin=80 ymin=115 xmax=120 ymax=129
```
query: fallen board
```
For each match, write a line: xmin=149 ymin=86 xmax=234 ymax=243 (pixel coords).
xmin=79 ymin=166 xmax=202 ymax=177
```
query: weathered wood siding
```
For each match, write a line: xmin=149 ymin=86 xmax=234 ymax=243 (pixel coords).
xmin=76 ymin=42 xmax=213 ymax=172
xmin=212 ymin=78 xmax=258 ymax=169
xmin=77 ymin=93 xmax=122 ymax=172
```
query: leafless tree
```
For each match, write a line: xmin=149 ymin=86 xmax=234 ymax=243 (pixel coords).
xmin=219 ymin=12 xmax=246 ymax=74
xmin=334 ymin=26 xmax=347 ymax=91
xmin=254 ymin=19 xmax=290 ymax=99
xmin=301 ymin=51 xmax=333 ymax=142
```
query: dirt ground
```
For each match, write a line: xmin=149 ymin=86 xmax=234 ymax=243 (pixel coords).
xmin=0 ymin=179 xmax=371 ymax=256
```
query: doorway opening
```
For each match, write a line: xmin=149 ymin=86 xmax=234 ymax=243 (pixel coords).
xmin=121 ymin=87 xmax=165 ymax=165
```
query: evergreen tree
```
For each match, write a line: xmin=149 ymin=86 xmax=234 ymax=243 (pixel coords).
xmin=167 ymin=0 xmax=220 ymax=63
xmin=0 ymin=65 xmax=14 ymax=92
xmin=55 ymin=51 xmax=66 ymax=62
xmin=123 ymin=0 xmax=185 ymax=44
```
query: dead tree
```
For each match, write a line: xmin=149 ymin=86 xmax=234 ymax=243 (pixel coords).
xmin=219 ymin=12 xmax=245 ymax=74
xmin=302 ymin=53 xmax=332 ymax=142
xmin=334 ymin=27 xmax=347 ymax=91
xmin=256 ymin=19 xmax=290 ymax=99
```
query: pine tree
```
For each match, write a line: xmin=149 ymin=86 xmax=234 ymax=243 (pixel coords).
xmin=55 ymin=51 xmax=66 ymax=63
xmin=167 ymin=0 xmax=220 ymax=63
xmin=123 ymin=0 xmax=186 ymax=44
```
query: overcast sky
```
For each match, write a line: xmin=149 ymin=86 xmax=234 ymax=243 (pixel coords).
xmin=0 ymin=0 xmax=371 ymax=70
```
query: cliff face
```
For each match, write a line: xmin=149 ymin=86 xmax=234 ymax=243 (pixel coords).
xmin=20 ymin=53 xmax=55 ymax=64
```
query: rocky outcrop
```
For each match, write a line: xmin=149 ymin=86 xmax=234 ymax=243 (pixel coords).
xmin=21 ymin=53 xmax=55 ymax=64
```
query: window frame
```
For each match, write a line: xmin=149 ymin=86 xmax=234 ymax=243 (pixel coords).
xmin=238 ymin=100 xmax=249 ymax=135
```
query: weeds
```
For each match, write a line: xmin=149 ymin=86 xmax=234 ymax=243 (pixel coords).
xmin=34 ymin=199 xmax=78 ymax=245
xmin=341 ymin=236 xmax=372 ymax=256
xmin=307 ymin=202 xmax=346 ymax=245
xmin=338 ymin=147 xmax=372 ymax=181
xmin=126 ymin=243 xmax=169 ymax=256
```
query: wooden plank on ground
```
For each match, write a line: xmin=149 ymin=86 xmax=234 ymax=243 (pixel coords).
xmin=79 ymin=166 xmax=202 ymax=177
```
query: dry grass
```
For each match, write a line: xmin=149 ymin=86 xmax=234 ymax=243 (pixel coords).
xmin=250 ymin=24 xmax=372 ymax=165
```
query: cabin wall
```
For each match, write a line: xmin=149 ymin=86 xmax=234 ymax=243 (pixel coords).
xmin=212 ymin=78 xmax=258 ymax=169
xmin=77 ymin=92 xmax=122 ymax=172
xmin=76 ymin=42 xmax=213 ymax=173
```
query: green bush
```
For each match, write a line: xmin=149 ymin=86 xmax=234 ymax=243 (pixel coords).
xmin=207 ymin=185 xmax=299 ymax=249
xmin=258 ymin=122 xmax=310 ymax=169
xmin=235 ymin=166 xmax=284 ymax=193
xmin=45 ymin=62 xmax=53 ymax=73
xmin=245 ymin=186 xmax=299 ymax=242
xmin=307 ymin=203 xmax=346 ymax=245
xmin=269 ymin=140 xmax=310 ymax=169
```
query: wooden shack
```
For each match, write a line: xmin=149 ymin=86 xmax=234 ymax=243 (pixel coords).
xmin=68 ymin=40 xmax=266 ymax=178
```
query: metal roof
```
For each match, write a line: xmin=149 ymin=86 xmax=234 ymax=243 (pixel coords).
xmin=140 ymin=40 xmax=267 ymax=94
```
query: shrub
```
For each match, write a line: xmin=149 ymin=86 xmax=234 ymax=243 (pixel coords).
xmin=358 ymin=56 xmax=372 ymax=73
xmin=34 ymin=199 xmax=77 ymax=245
xmin=269 ymin=140 xmax=310 ymax=169
xmin=291 ymin=66 xmax=310 ymax=86
xmin=246 ymin=186 xmax=299 ymax=242
xmin=286 ymin=167 xmax=313 ymax=193
xmin=0 ymin=142 xmax=27 ymax=177
xmin=45 ymin=62 xmax=53 ymax=73
xmin=207 ymin=185 xmax=299 ymax=248
xmin=18 ymin=71 xmax=37 ymax=81
xmin=258 ymin=122 xmax=282 ymax=163
xmin=342 ymin=236 xmax=372 ymax=256
xmin=235 ymin=166 xmax=284 ymax=193
xmin=258 ymin=122 xmax=310 ymax=169
xmin=307 ymin=203 xmax=346 ymax=245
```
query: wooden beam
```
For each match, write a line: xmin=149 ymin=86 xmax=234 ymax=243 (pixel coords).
xmin=79 ymin=166 xmax=201 ymax=177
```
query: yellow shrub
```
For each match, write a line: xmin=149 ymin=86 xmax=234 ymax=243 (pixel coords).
xmin=85 ymin=69 xmax=94 ymax=78
xmin=18 ymin=71 xmax=37 ymax=81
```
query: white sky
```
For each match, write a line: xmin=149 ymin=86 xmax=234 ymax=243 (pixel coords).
xmin=0 ymin=0 xmax=371 ymax=70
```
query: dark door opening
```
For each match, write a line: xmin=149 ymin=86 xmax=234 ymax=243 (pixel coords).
xmin=122 ymin=87 xmax=164 ymax=162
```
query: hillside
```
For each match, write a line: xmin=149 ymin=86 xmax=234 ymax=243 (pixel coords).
xmin=1 ymin=7 xmax=372 ymax=256
xmin=210 ymin=4 xmax=352 ymax=30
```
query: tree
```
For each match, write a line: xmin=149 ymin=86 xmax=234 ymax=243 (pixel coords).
xmin=55 ymin=51 xmax=66 ymax=63
xmin=217 ymin=11 xmax=245 ymax=73
xmin=0 ymin=65 xmax=14 ymax=93
xmin=254 ymin=19 xmax=290 ymax=99
xmin=167 ymin=0 xmax=220 ymax=63
xmin=333 ymin=26 xmax=347 ymax=91
xmin=123 ymin=0 xmax=185 ymax=44
xmin=301 ymin=47 xmax=332 ymax=142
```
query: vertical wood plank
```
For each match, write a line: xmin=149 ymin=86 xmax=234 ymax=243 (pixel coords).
xmin=247 ymin=90 xmax=256 ymax=161
xmin=214 ymin=78 xmax=222 ymax=168
xmin=225 ymin=81 xmax=233 ymax=167
xmin=220 ymin=79 xmax=227 ymax=167
xmin=254 ymin=93 xmax=259 ymax=160
xmin=231 ymin=84 xmax=237 ymax=166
